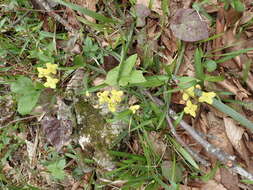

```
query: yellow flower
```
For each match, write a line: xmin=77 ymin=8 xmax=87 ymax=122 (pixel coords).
xmin=46 ymin=63 xmax=58 ymax=74
xmin=44 ymin=76 xmax=59 ymax=89
xmin=182 ymin=85 xmax=201 ymax=101
xmin=110 ymin=90 xmax=123 ymax=103
xmin=108 ymin=102 xmax=117 ymax=112
xmin=37 ymin=67 xmax=50 ymax=78
xmin=85 ymin=91 xmax=90 ymax=97
xmin=182 ymin=86 xmax=195 ymax=101
xmin=97 ymin=90 xmax=124 ymax=113
xmin=97 ymin=91 xmax=110 ymax=104
xmin=199 ymin=92 xmax=216 ymax=104
xmin=195 ymin=84 xmax=201 ymax=89
xmin=182 ymin=93 xmax=190 ymax=101
xmin=129 ymin=105 xmax=140 ymax=114
xmin=184 ymin=100 xmax=198 ymax=117
xmin=185 ymin=86 xmax=195 ymax=97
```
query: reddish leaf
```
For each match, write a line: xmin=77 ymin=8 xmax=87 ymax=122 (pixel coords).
xmin=170 ymin=8 xmax=209 ymax=42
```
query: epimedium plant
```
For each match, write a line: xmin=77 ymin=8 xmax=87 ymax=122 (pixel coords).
xmin=186 ymin=47 xmax=253 ymax=132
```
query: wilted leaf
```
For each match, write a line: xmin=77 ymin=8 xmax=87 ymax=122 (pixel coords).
xmin=170 ymin=8 xmax=209 ymax=42
xmin=41 ymin=116 xmax=72 ymax=151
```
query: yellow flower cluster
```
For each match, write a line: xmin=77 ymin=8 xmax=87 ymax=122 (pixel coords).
xmin=199 ymin=92 xmax=216 ymax=104
xmin=97 ymin=90 xmax=141 ymax=114
xmin=37 ymin=63 xmax=59 ymax=89
xmin=184 ymin=100 xmax=198 ymax=117
xmin=97 ymin=90 xmax=124 ymax=112
xmin=182 ymin=85 xmax=216 ymax=117
xmin=129 ymin=105 xmax=140 ymax=114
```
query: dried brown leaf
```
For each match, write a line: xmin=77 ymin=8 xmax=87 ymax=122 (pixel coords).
xmin=41 ymin=115 xmax=72 ymax=151
xmin=103 ymin=55 xmax=119 ymax=71
xmin=217 ymin=79 xmax=249 ymax=100
xmin=148 ymin=131 xmax=171 ymax=159
xmin=220 ymin=168 xmax=239 ymax=190
xmin=170 ymin=9 xmax=209 ymax=42
xmin=207 ymin=113 xmax=239 ymax=189
xmin=224 ymin=117 xmax=244 ymax=150
xmin=137 ymin=0 xmax=162 ymax=15
xmin=207 ymin=112 xmax=234 ymax=158
xmin=201 ymin=180 xmax=227 ymax=190
xmin=224 ymin=117 xmax=250 ymax=166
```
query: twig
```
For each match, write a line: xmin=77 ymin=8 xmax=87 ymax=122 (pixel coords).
xmin=142 ymin=89 xmax=253 ymax=180
xmin=1 ymin=115 xmax=39 ymax=129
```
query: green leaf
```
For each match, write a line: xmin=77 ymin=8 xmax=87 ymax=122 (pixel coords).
xmin=118 ymin=75 xmax=130 ymax=86
xmin=204 ymin=75 xmax=225 ymax=82
xmin=54 ymin=0 xmax=117 ymax=23
xmin=10 ymin=76 xmax=34 ymax=94
xmin=178 ymin=76 xmax=197 ymax=89
xmin=241 ymin=179 xmax=253 ymax=185
xmin=73 ymin=55 xmax=86 ymax=67
xmin=204 ymin=59 xmax=217 ymax=72
xmin=129 ymin=75 xmax=169 ymax=87
xmin=105 ymin=54 xmax=142 ymax=86
xmin=17 ymin=91 xmax=40 ymax=115
xmin=212 ymin=99 xmax=253 ymax=132
xmin=194 ymin=48 xmax=204 ymax=80
xmin=47 ymin=159 xmax=66 ymax=180
xmin=171 ymin=138 xmax=199 ymax=170
xmin=232 ymin=0 xmax=245 ymax=12
xmin=161 ymin=0 xmax=169 ymax=15
xmin=129 ymin=70 xmax=146 ymax=83
xmin=104 ymin=66 xmax=119 ymax=86
xmin=120 ymin=54 xmax=138 ymax=77
xmin=178 ymin=76 xmax=197 ymax=83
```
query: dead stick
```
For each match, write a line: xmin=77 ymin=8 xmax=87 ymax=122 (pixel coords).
xmin=143 ymin=90 xmax=253 ymax=180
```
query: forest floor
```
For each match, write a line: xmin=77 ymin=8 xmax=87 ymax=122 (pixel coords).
xmin=0 ymin=0 xmax=253 ymax=189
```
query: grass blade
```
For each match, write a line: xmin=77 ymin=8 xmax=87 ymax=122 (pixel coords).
xmin=212 ymin=99 xmax=253 ymax=132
